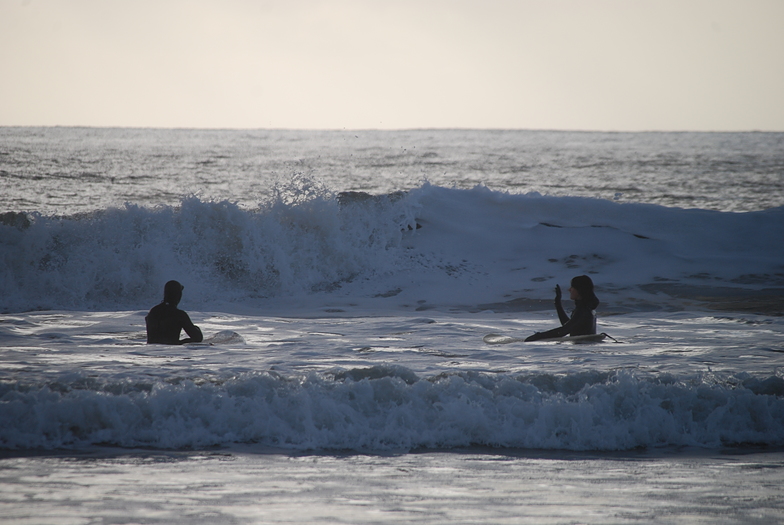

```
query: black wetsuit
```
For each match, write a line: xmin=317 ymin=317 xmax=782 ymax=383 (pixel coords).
xmin=525 ymin=295 xmax=599 ymax=342
xmin=145 ymin=302 xmax=203 ymax=345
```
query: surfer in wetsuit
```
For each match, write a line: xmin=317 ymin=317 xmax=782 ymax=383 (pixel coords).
xmin=145 ymin=280 xmax=203 ymax=345
xmin=525 ymin=275 xmax=599 ymax=342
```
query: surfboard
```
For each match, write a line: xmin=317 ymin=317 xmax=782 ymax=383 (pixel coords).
xmin=534 ymin=333 xmax=607 ymax=343
xmin=201 ymin=330 xmax=245 ymax=345
xmin=483 ymin=333 xmax=607 ymax=344
xmin=483 ymin=333 xmax=525 ymax=344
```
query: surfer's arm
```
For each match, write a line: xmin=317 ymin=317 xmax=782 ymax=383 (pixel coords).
xmin=525 ymin=305 xmax=595 ymax=341
xmin=525 ymin=323 xmax=570 ymax=341
xmin=178 ymin=312 xmax=203 ymax=344
xmin=555 ymin=297 xmax=569 ymax=325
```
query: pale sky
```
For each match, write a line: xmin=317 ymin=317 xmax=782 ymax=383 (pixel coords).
xmin=1 ymin=0 xmax=783 ymax=131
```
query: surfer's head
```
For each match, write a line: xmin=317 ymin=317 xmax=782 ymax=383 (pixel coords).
xmin=569 ymin=275 xmax=594 ymax=301
xmin=163 ymin=280 xmax=184 ymax=306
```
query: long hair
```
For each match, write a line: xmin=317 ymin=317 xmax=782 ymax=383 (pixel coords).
xmin=571 ymin=275 xmax=599 ymax=309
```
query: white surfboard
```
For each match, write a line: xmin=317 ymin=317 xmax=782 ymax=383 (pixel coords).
xmin=533 ymin=333 xmax=607 ymax=343
xmin=201 ymin=330 xmax=245 ymax=345
xmin=483 ymin=333 xmax=525 ymax=344
xmin=483 ymin=332 xmax=607 ymax=344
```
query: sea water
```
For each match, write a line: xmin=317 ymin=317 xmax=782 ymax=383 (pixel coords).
xmin=1 ymin=128 xmax=784 ymax=523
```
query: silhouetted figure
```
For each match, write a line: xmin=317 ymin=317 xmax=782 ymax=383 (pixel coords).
xmin=146 ymin=280 xmax=203 ymax=345
xmin=525 ymin=275 xmax=599 ymax=342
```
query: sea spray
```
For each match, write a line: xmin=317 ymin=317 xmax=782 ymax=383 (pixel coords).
xmin=1 ymin=177 xmax=418 ymax=312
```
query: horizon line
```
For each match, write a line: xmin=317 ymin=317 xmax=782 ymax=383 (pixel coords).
xmin=2 ymin=125 xmax=782 ymax=134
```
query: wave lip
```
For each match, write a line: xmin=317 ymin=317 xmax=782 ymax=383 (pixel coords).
xmin=2 ymin=369 xmax=782 ymax=452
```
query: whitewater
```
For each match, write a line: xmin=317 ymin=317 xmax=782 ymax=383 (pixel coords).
xmin=1 ymin=128 xmax=783 ymax=523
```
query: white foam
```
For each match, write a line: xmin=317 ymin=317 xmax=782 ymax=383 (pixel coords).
xmin=2 ymin=183 xmax=782 ymax=314
xmin=1 ymin=309 xmax=782 ymax=452
xmin=3 ymin=359 xmax=783 ymax=451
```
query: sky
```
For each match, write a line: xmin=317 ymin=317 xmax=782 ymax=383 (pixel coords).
xmin=1 ymin=0 xmax=783 ymax=131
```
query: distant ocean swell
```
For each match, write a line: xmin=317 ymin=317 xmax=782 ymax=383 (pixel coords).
xmin=2 ymin=368 xmax=783 ymax=451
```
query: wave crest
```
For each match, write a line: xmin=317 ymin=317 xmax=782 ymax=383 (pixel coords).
xmin=2 ymin=368 xmax=782 ymax=451
xmin=0 ymin=176 xmax=418 ymax=311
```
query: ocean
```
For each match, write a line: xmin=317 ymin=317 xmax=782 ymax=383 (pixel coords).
xmin=1 ymin=127 xmax=784 ymax=523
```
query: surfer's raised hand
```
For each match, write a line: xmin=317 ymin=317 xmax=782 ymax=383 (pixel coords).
xmin=555 ymin=284 xmax=562 ymax=301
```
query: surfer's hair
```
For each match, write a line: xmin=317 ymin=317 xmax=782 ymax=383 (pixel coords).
xmin=163 ymin=280 xmax=184 ymax=306
xmin=570 ymin=275 xmax=595 ymax=299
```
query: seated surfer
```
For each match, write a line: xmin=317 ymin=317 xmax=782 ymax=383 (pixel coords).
xmin=525 ymin=275 xmax=599 ymax=342
xmin=146 ymin=280 xmax=203 ymax=345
